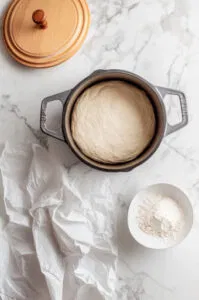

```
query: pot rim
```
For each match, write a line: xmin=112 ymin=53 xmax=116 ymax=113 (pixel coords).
xmin=61 ymin=69 xmax=166 ymax=172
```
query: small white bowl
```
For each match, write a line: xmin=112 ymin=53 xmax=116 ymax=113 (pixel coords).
xmin=128 ymin=183 xmax=193 ymax=249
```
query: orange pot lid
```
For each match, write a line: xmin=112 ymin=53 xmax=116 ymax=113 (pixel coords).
xmin=3 ymin=0 xmax=90 ymax=68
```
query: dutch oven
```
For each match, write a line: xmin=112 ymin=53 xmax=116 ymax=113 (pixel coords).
xmin=40 ymin=69 xmax=188 ymax=172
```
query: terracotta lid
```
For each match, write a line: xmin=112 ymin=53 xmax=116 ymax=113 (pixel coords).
xmin=3 ymin=0 xmax=90 ymax=68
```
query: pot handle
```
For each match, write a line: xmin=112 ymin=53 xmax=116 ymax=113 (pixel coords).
xmin=40 ymin=90 xmax=71 ymax=141
xmin=156 ymin=86 xmax=188 ymax=136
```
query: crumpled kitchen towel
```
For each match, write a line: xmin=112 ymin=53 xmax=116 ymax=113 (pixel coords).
xmin=0 ymin=143 xmax=118 ymax=300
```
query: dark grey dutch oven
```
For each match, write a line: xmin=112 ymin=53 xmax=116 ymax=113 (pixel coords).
xmin=40 ymin=69 xmax=188 ymax=172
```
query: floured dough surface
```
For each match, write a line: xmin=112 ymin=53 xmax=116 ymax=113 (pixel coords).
xmin=71 ymin=81 xmax=155 ymax=163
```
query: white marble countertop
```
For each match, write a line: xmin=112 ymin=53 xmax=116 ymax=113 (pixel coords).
xmin=1 ymin=0 xmax=199 ymax=299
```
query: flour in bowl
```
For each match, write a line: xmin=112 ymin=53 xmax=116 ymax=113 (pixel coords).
xmin=137 ymin=193 xmax=185 ymax=240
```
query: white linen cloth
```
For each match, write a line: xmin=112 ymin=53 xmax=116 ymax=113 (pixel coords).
xmin=0 ymin=144 xmax=118 ymax=300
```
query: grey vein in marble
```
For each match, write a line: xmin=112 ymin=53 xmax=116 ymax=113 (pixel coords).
xmin=1 ymin=95 xmax=48 ymax=149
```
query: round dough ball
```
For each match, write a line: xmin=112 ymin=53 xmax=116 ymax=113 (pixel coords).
xmin=71 ymin=81 xmax=155 ymax=163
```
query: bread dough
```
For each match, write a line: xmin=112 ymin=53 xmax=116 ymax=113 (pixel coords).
xmin=71 ymin=81 xmax=155 ymax=163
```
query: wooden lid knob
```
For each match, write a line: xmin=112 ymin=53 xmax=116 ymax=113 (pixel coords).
xmin=32 ymin=9 xmax=47 ymax=29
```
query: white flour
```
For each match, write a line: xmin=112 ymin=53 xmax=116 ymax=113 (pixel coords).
xmin=137 ymin=193 xmax=185 ymax=240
